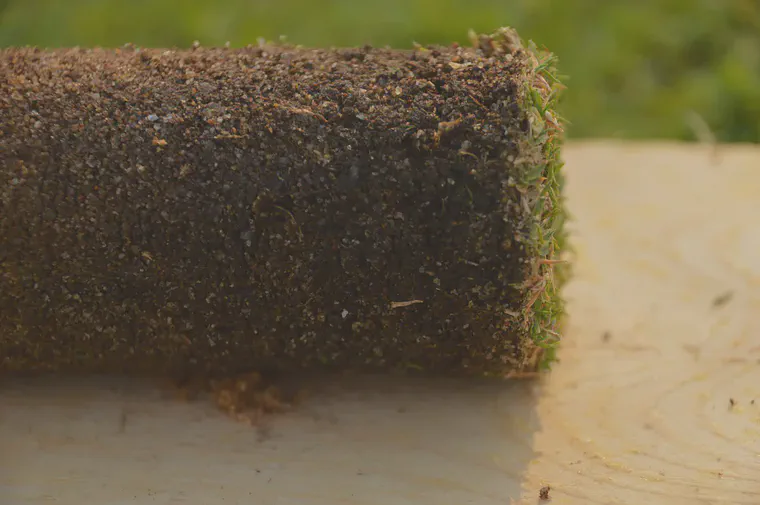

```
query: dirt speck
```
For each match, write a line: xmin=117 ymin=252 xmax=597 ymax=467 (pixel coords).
xmin=166 ymin=370 xmax=305 ymax=426
xmin=118 ymin=408 xmax=128 ymax=433
xmin=539 ymin=485 xmax=551 ymax=500
xmin=712 ymin=291 xmax=733 ymax=308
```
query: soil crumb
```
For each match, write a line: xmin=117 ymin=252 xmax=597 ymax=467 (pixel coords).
xmin=712 ymin=291 xmax=733 ymax=308
xmin=539 ymin=485 xmax=551 ymax=500
xmin=166 ymin=371 xmax=307 ymax=426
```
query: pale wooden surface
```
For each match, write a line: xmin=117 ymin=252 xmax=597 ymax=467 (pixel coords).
xmin=524 ymin=140 xmax=760 ymax=504
xmin=1 ymin=141 xmax=759 ymax=504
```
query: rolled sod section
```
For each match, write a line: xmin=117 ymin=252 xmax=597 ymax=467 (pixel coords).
xmin=0 ymin=28 xmax=568 ymax=377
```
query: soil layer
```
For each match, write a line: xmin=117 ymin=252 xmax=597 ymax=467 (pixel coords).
xmin=0 ymin=29 xmax=566 ymax=376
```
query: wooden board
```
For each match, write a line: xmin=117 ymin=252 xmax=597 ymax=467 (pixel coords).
xmin=1 ymin=141 xmax=759 ymax=504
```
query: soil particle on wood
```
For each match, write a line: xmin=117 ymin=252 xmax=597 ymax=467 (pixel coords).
xmin=539 ymin=485 xmax=551 ymax=500
xmin=0 ymin=28 xmax=566 ymax=378
xmin=167 ymin=369 xmax=306 ymax=427
xmin=712 ymin=291 xmax=734 ymax=308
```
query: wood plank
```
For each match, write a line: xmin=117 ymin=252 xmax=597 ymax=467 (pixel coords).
xmin=521 ymin=140 xmax=760 ymax=504
xmin=1 ymin=141 xmax=758 ymax=504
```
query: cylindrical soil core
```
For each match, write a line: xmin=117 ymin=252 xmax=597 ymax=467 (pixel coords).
xmin=0 ymin=28 xmax=567 ymax=377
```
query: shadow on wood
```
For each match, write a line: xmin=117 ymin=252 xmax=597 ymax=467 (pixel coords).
xmin=0 ymin=373 xmax=542 ymax=504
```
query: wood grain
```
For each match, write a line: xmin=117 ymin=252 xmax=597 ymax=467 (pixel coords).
xmin=1 ymin=141 xmax=758 ymax=504
xmin=520 ymin=140 xmax=760 ymax=504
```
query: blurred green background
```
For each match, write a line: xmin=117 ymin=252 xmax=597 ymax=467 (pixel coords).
xmin=2 ymin=0 xmax=759 ymax=143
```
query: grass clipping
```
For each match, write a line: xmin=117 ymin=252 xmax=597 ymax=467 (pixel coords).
xmin=0 ymin=27 xmax=568 ymax=378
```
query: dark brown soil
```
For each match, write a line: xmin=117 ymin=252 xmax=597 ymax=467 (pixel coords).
xmin=0 ymin=39 xmax=546 ymax=377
